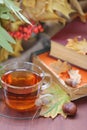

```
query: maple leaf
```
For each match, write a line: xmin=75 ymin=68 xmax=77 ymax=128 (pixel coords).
xmin=66 ymin=37 xmax=87 ymax=55
xmin=40 ymin=82 xmax=70 ymax=118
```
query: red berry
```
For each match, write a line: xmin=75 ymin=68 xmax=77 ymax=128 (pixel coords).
xmin=39 ymin=28 xmax=44 ymax=32
xmin=23 ymin=27 xmax=28 ymax=33
xmin=33 ymin=27 xmax=39 ymax=34
xmin=38 ymin=25 xmax=42 ymax=30
xmin=19 ymin=26 xmax=23 ymax=31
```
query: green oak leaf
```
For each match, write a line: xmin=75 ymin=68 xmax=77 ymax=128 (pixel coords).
xmin=40 ymin=82 xmax=71 ymax=118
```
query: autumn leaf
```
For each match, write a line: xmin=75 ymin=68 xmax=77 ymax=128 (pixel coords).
xmin=22 ymin=0 xmax=75 ymax=24
xmin=23 ymin=0 xmax=36 ymax=8
xmin=46 ymin=0 xmax=53 ymax=13
xmin=66 ymin=37 xmax=87 ymax=55
xmin=40 ymin=82 xmax=70 ymax=118
xmin=0 ymin=48 xmax=9 ymax=62
xmin=0 ymin=39 xmax=23 ymax=62
xmin=52 ymin=0 xmax=75 ymax=18
xmin=50 ymin=60 xmax=71 ymax=74
xmin=10 ymin=39 xmax=23 ymax=56
xmin=70 ymin=0 xmax=84 ymax=15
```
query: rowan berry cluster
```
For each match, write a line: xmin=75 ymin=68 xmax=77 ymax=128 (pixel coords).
xmin=9 ymin=24 xmax=44 ymax=40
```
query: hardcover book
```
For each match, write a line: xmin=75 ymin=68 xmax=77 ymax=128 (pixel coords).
xmin=50 ymin=18 xmax=87 ymax=70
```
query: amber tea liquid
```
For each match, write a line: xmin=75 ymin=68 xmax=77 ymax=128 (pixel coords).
xmin=1 ymin=69 xmax=42 ymax=112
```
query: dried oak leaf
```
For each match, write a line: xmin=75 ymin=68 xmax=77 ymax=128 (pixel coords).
xmin=66 ymin=37 xmax=87 ymax=55
xmin=40 ymin=82 xmax=70 ymax=118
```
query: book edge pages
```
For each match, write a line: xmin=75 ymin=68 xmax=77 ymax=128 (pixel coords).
xmin=50 ymin=41 xmax=87 ymax=70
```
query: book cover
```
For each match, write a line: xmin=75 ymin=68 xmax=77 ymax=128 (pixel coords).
xmin=32 ymin=49 xmax=87 ymax=101
xmin=51 ymin=18 xmax=87 ymax=44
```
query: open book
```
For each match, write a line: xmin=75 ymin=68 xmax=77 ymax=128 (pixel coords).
xmin=32 ymin=49 xmax=87 ymax=101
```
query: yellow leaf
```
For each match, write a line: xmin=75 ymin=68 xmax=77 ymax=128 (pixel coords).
xmin=10 ymin=21 xmax=24 ymax=31
xmin=0 ymin=48 xmax=9 ymax=62
xmin=52 ymin=0 xmax=75 ymax=18
xmin=22 ymin=0 xmax=87 ymax=23
xmin=66 ymin=37 xmax=87 ymax=55
xmin=23 ymin=0 xmax=36 ymax=8
xmin=46 ymin=0 xmax=53 ymax=13
xmin=10 ymin=40 xmax=23 ymax=56
xmin=22 ymin=0 xmax=67 ymax=24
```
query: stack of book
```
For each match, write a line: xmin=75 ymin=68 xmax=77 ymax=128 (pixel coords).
xmin=32 ymin=18 xmax=87 ymax=100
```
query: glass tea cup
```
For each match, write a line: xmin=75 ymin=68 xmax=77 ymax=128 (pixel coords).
xmin=0 ymin=62 xmax=51 ymax=116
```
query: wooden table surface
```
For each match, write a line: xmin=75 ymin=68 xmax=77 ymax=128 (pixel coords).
xmin=0 ymin=96 xmax=87 ymax=130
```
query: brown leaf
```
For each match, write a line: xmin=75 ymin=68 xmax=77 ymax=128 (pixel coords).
xmin=69 ymin=0 xmax=87 ymax=22
xmin=70 ymin=0 xmax=84 ymax=15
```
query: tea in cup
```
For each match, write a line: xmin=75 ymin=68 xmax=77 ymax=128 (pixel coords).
xmin=0 ymin=62 xmax=51 ymax=116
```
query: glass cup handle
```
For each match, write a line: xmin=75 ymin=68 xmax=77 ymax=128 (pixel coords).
xmin=35 ymin=73 xmax=52 ymax=107
xmin=40 ymin=73 xmax=52 ymax=90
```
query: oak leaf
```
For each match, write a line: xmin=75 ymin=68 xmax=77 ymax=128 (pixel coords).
xmin=40 ymin=82 xmax=70 ymax=118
